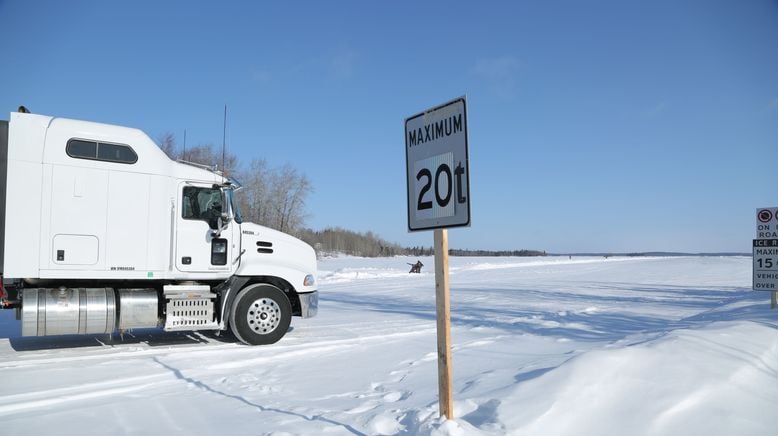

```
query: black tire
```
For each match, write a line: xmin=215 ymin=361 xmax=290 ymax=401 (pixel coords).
xmin=229 ymin=284 xmax=292 ymax=345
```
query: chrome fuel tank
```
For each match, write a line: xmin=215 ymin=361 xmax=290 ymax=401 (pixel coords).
xmin=21 ymin=288 xmax=116 ymax=336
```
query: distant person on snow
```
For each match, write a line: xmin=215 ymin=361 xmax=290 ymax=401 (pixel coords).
xmin=408 ymin=260 xmax=423 ymax=273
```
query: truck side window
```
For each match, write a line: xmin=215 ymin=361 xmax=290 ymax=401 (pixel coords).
xmin=97 ymin=143 xmax=138 ymax=163
xmin=66 ymin=139 xmax=138 ymax=164
xmin=67 ymin=140 xmax=97 ymax=159
xmin=182 ymin=186 xmax=223 ymax=229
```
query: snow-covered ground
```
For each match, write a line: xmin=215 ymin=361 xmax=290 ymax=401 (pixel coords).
xmin=1 ymin=256 xmax=776 ymax=435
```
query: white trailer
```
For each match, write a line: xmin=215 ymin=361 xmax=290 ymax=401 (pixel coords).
xmin=0 ymin=110 xmax=318 ymax=345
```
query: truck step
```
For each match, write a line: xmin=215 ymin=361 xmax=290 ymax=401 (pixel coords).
xmin=163 ymin=285 xmax=217 ymax=331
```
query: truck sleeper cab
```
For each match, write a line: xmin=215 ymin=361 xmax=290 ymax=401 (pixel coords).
xmin=0 ymin=111 xmax=318 ymax=345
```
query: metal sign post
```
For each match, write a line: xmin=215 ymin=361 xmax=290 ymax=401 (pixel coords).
xmin=405 ymin=97 xmax=470 ymax=419
xmin=754 ymin=208 xmax=778 ymax=308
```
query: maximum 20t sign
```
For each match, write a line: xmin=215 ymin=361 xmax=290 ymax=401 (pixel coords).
xmin=406 ymin=97 xmax=470 ymax=231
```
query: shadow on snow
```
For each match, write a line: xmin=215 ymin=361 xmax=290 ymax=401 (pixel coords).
xmin=322 ymin=284 xmax=778 ymax=344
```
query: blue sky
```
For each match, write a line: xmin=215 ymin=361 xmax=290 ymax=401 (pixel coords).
xmin=1 ymin=0 xmax=776 ymax=253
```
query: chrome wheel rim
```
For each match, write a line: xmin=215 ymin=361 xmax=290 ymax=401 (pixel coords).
xmin=246 ymin=298 xmax=281 ymax=334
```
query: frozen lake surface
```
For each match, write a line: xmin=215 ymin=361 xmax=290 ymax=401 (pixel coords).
xmin=1 ymin=255 xmax=776 ymax=435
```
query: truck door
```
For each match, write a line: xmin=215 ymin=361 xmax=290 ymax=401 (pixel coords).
xmin=175 ymin=183 xmax=235 ymax=274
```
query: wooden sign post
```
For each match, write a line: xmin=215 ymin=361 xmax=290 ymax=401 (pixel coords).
xmin=434 ymin=228 xmax=454 ymax=418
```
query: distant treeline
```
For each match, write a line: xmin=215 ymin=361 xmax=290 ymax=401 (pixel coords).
xmin=449 ymin=249 xmax=546 ymax=257
xmin=561 ymin=252 xmax=750 ymax=257
xmin=298 ymin=227 xmax=407 ymax=257
xmin=297 ymin=227 xmax=545 ymax=258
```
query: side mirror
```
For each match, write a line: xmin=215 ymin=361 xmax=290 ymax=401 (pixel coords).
xmin=211 ymin=214 xmax=231 ymax=237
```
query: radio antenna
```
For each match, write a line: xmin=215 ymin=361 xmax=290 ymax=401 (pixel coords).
xmin=222 ymin=105 xmax=227 ymax=175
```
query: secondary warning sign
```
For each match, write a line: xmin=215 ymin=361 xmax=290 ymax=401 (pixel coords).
xmin=756 ymin=207 xmax=778 ymax=239
xmin=753 ymin=239 xmax=778 ymax=290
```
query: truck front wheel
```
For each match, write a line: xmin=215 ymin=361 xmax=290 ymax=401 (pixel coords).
xmin=230 ymin=283 xmax=292 ymax=345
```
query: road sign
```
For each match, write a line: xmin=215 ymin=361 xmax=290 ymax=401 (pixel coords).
xmin=405 ymin=97 xmax=470 ymax=232
xmin=753 ymin=239 xmax=778 ymax=291
xmin=403 ymin=97 xmax=472 ymax=419
xmin=756 ymin=207 xmax=778 ymax=238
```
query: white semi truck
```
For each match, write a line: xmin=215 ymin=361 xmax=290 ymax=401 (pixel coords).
xmin=0 ymin=110 xmax=318 ymax=345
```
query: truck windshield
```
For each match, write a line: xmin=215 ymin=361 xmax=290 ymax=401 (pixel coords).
xmin=227 ymin=189 xmax=243 ymax=224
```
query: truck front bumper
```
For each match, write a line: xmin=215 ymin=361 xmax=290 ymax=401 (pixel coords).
xmin=299 ymin=291 xmax=318 ymax=318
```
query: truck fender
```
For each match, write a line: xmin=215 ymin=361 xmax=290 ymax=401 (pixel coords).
xmin=215 ymin=276 xmax=250 ymax=330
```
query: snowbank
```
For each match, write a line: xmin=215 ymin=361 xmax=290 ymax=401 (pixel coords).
xmin=0 ymin=256 xmax=775 ymax=435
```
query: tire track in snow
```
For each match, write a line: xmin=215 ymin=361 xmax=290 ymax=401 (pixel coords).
xmin=0 ymin=327 xmax=438 ymax=418
xmin=0 ymin=341 xmax=241 ymax=370
xmin=152 ymin=357 xmax=368 ymax=436
xmin=0 ymin=325 xmax=436 ymax=372
xmin=0 ymin=373 xmax=172 ymax=415
xmin=204 ymin=328 xmax=436 ymax=371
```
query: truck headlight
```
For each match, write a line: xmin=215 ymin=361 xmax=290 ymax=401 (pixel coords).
xmin=304 ymin=274 xmax=315 ymax=287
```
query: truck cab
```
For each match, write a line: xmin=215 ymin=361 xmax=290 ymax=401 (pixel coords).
xmin=0 ymin=111 xmax=318 ymax=345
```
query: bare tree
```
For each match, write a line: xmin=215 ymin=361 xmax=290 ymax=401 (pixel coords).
xmin=180 ymin=142 xmax=239 ymax=175
xmin=157 ymin=132 xmax=178 ymax=159
xmin=269 ymin=164 xmax=312 ymax=233
xmin=154 ymin=131 xmax=312 ymax=233
xmin=235 ymin=158 xmax=270 ymax=225
xmin=235 ymin=160 xmax=313 ymax=233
